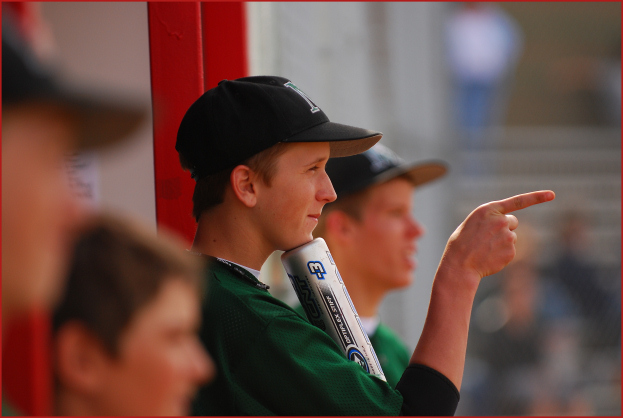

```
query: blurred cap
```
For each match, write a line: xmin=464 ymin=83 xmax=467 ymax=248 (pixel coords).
xmin=2 ymin=3 xmax=146 ymax=149
xmin=326 ymin=143 xmax=447 ymax=198
xmin=176 ymin=75 xmax=382 ymax=180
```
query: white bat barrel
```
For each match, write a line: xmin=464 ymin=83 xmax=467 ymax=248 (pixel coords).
xmin=281 ymin=238 xmax=386 ymax=381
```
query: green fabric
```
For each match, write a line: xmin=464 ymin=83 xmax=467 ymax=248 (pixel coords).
xmin=193 ymin=259 xmax=403 ymax=416
xmin=294 ymin=305 xmax=411 ymax=388
xmin=369 ymin=323 xmax=411 ymax=388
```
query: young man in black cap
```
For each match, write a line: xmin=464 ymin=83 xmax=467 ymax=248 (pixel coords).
xmin=309 ymin=143 xmax=447 ymax=388
xmin=176 ymin=75 xmax=555 ymax=415
xmin=2 ymin=3 xmax=144 ymax=414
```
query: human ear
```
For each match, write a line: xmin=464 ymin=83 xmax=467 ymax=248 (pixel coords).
xmin=325 ymin=211 xmax=356 ymax=244
xmin=54 ymin=321 xmax=111 ymax=394
xmin=230 ymin=165 xmax=258 ymax=208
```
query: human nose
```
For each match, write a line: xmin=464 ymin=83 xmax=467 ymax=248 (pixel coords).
xmin=317 ymin=171 xmax=337 ymax=204
xmin=189 ymin=338 xmax=216 ymax=384
xmin=406 ymin=214 xmax=425 ymax=240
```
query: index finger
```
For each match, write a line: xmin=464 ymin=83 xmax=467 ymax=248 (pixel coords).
xmin=491 ymin=190 xmax=555 ymax=214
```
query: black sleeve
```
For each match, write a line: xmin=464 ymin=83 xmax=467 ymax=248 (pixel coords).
xmin=395 ymin=363 xmax=460 ymax=416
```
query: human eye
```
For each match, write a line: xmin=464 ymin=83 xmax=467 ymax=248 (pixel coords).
xmin=389 ymin=207 xmax=406 ymax=217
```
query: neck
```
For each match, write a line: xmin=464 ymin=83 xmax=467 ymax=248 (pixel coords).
xmin=55 ymin=390 xmax=99 ymax=416
xmin=330 ymin=243 xmax=385 ymax=318
xmin=192 ymin=204 xmax=273 ymax=271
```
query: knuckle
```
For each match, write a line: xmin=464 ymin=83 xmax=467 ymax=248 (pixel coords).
xmin=473 ymin=204 xmax=486 ymax=215
xmin=475 ymin=204 xmax=492 ymax=218
xmin=495 ymin=216 xmax=509 ymax=230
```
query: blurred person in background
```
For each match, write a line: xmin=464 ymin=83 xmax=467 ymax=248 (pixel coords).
xmin=472 ymin=259 xmax=547 ymax=415
xmin=308 ymin=143 xmax=446 ymax=387
xmin=52 ymin=215 xmax=215 ymax=416
xmin=2 ymin=3 xmax=144 ymax=414
xmin=462 ymin=222 xmax=596 ymax=415
xmin=552 ymin=210 xmax=621 ymax=346
xmin=445 ymin=2 xmax=523 ymax=174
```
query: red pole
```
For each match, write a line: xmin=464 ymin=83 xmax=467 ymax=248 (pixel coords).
xmin=148 ymin=2 xmax=204 ymax=243
xmin=148 ymin=2 xmax=249 ymax=240
xmin=202 ymin=2 xmax=249 ymax=90
xmin=2 ymin=310 xmax=52 ymax=415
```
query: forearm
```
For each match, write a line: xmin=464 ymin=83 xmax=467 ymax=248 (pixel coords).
xmin=410 ymin=263 xmax=480 ymax=391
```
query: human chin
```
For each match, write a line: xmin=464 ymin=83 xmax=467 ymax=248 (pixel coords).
xmin=393 ymin=269 xmax=414 ymax=289
xmin=282 ymin=230 xmax=314 ymax=251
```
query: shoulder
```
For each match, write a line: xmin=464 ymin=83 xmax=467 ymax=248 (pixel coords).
xmin=202 ymin=261 xmax=306 ymax=325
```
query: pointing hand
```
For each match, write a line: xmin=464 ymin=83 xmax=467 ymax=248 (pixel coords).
xmin=440 ymin=190 xmax=555 ymax=280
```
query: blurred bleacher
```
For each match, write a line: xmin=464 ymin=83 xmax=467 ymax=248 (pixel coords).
xmin=455 ymin=126 xmax=621 ymax=271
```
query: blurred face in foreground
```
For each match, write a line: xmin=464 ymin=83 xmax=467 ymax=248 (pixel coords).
xmin=2 ymin=104 xmax=87 ymax=319
xmin=56 ymin=278 xmax=214 ymax=416
xmin=348 ymin=177 xmax=424 ymax=292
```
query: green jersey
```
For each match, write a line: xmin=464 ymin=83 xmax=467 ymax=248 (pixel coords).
xmin=193 ymin=256 xmax=459 ymax=416
xmin=369 ymin=323 xmax=411 ymax=388
xmin=193 ymin=257 xmax=402 ymax=415
xmin=294 ymin=304 xmax=410 ymax=388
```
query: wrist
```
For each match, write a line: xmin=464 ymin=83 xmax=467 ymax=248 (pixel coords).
xmin=433 ymin=260 xmax=481 ymax=297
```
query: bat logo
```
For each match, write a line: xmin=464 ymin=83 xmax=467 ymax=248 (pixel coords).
xmin=348 ymin=347 xmax=370 ymax=373
xmin=287 ymin=273 xmax=322 ymax=320
xmin=307 ymin=261 xmax=327 ymax=280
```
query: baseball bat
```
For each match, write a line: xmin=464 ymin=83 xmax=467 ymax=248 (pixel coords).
xmin=281 ymin=238 xmax=386 ymax=381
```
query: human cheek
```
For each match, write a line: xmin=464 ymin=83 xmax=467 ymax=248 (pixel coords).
xmin=137 ymin=345 xmax=181 ymax=415
xmin=19 ymin=165 xmax=76 ymax=306
xmin=162 ymin=338 xmax=211 ymax=415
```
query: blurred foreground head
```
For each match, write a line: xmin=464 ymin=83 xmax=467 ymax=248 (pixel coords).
xmin=52 ymin=214 xmax=215 ymax=416
xmin=1 ymin=3 xmax=145 ymax=320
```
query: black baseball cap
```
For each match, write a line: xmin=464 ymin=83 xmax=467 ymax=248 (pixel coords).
xmin=2 ymin=5 xmax=145 ymax=149
xmin=176 ymin=76 xmax=382 ymax=180
xmin=326 ymin=143 xmax=447 ymax=198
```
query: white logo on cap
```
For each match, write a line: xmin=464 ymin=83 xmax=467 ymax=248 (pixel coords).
xmin=284 ymin=81 xmax=320 ymax=113
xmin=364 ymin=144 xmax=402 ymax=173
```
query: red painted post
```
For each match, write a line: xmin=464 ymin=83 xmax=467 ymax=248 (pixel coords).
xmin=2 ymin=310 xmax=52 ymax=415
xmin=201 ymin=2 xmax=249 ymax=90
xmin=148 ymin=2 xmax=205 ymax=243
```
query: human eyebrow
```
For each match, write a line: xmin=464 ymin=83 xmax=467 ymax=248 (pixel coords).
xmin=304 ymin=156 xmax=328 ymax=167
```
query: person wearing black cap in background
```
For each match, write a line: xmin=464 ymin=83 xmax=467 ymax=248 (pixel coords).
xmin=2 ymin=3 xmax=144 ymax=414
xmin=177 ymin=75 xmax=555 ymax=415
xmin=306 ymin=143 xmax=447 ymax=388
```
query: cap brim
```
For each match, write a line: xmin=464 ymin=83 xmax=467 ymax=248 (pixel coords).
xmin=284 ymin=121 xmax=382 ymax=157
xmin=52 ymin=87 xmax=146 ymax=151
xmin=375 ymin=160 xmax=448 ymax=188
